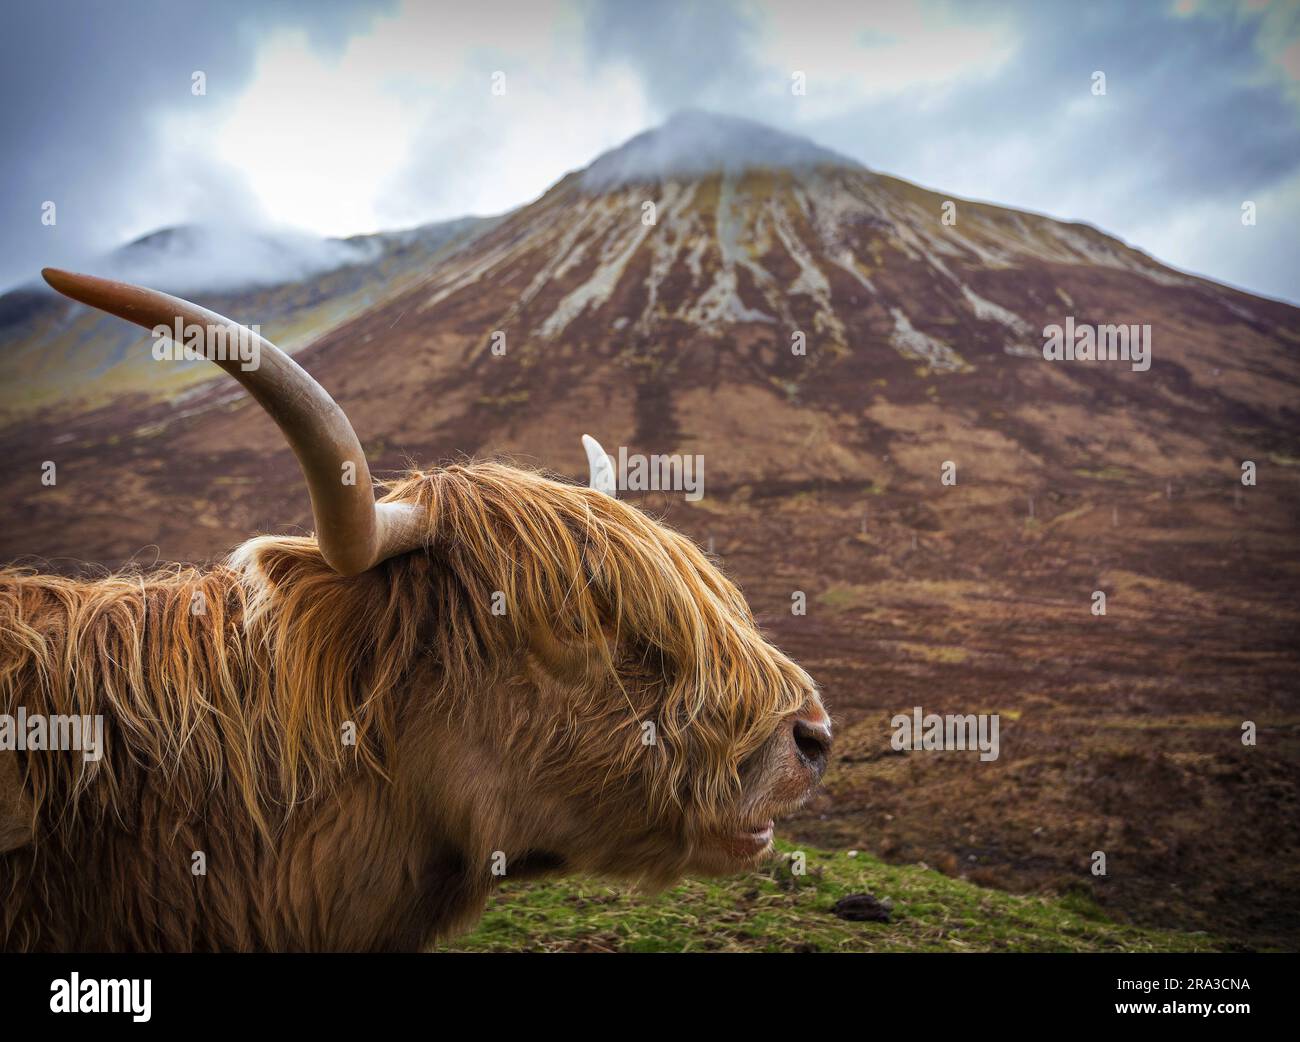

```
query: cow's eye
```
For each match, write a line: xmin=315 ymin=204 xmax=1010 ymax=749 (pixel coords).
xmin=620 ymin=641 xmax=673 ymax=683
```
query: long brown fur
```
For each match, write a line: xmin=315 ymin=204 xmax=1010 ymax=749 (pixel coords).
xmin=0 ymin=462 xmax=813 ymax=951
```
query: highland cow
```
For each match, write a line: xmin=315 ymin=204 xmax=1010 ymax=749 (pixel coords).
xmin=0 ymin=270 xmax=831 ymax=952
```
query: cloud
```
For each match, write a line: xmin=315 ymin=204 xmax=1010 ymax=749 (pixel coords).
xmin=97 ymin=224 xmax=382 ymax=294
xmin=750 ymin=0 xmax=1020 ymax=114
xmin=582 ymin=0 xmax=763 ymax=113
xmin=0 ymin=0 xmax=393 ymax=292
xmin=370 ymin=0 xmax=653 ymax=226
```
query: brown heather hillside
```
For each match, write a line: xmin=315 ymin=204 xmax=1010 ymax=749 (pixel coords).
xmin=2 ymin=113 xmax=1297 ymax=949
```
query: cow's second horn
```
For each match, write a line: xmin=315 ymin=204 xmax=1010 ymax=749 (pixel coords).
xmin=582 ymin=434 xmax=617 ymax=497
xmin=41 ymin=268 xmax=426 ymax=576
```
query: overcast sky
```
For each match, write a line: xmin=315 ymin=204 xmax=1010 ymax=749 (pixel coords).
xmin=2 ymin=0 xmax=1297 ymax=301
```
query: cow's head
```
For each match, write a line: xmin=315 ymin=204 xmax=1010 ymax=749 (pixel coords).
xmin=39 ymin=270 xmax=830 ymax=890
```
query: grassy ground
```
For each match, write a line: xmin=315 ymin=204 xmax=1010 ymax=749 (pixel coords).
xmin=440 ymin=841 xmax=1222 ymax=952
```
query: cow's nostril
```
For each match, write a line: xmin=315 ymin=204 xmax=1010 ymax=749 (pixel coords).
xmin=792 ymin=718 xmax=831 ymax=774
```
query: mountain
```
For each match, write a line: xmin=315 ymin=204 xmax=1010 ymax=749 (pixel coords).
xmin=0 ymin=216 xmax=493 ymax=420
xmin=1 ymin=111 xmax=1298 ymax=947
xmin=244 ymin=109 xmax=1297 ymax=485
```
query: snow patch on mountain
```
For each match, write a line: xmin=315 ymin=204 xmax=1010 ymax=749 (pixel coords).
xmin=961 ymin=284 xmax=1033 ymax=335
xmin=540 ymin=184 xmax=693 ymax=336
xmin=889 ymin=308 xmax=969 ymax=371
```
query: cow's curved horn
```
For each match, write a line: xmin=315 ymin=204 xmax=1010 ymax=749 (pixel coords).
xmin=41 ymin=268 xmax=426 ymax=575
xmin=582 ymin=434 xmax=616 ymax=497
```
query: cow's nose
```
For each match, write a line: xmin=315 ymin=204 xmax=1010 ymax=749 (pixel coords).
xmin=791 ymin=716 xmax=832 ymax=779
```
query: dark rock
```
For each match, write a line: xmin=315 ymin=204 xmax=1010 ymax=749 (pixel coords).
xmin=832 ymin=893 xmax=892 ymax=923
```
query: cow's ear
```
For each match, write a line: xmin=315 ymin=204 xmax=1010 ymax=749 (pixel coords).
xmin=0 ymin=751 xmax=34 ymax=853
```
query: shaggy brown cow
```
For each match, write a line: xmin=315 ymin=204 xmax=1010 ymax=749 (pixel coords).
xmin=0 ymin=270 xmax=830 ymax=952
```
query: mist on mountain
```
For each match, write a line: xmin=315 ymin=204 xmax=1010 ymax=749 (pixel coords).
xmin=580 ymin=109 xmax=861 ymax=190
xmin=95 ymin=223 xmax=385 ymax=295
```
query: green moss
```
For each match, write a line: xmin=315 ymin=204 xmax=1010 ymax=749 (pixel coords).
xmin=816 ymin=583 xmax=873 ymax=610
xmin=438 ymin=841 xmax=1221 ymax=953
xmin=896 ymin=641 xmax=969 ymax=664
xmin=1072 ymin=466 xmax=1132 ymax=482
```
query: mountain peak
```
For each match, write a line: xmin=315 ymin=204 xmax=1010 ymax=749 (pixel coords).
xmin=580 ymin=110 xmax=861 ymax=190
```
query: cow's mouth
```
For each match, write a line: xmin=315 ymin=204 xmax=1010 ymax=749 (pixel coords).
xmin=725 ymin=818 xmax=775 ymax=855
xmin=690 ymin=816 xmax=779 ymax=873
